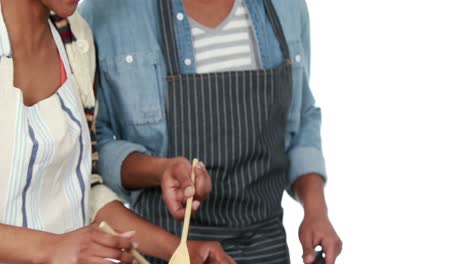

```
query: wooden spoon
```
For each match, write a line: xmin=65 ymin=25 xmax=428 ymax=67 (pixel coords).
xmin=168 ymin=159 xmax=199 ymax=264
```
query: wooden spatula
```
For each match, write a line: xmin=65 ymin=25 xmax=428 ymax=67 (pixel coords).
xmin=168 ymin=159 xmax=199 ymax=264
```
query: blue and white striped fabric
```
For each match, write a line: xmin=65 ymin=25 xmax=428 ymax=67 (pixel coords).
xmin=0 ymin=15 xmax=91 ymax=234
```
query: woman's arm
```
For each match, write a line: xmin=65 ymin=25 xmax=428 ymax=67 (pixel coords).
xmin=0 ymin=224 xmax=55 ymax=264
xmin=94 ymin=201 xmax=235 ymax=263
xmin=94 ymin=201 xmax=178 ymax=260
xmin=0 ymin=223 xmax=134 ymax=264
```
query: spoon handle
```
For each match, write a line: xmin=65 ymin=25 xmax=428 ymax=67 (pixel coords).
xmin=181 ymin=159 xmax=198 ymax=243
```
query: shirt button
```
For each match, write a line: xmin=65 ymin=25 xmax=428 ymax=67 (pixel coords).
xmin=295 ymin=54 xmax=302 ymax=63
xmin=76 ymin=39 xmax=89 ymax=53
xmin=184 ymin=58 xmax=192 ymax=66
xmin=126 ymin=55 xmax=134 ymax=64
xmin=177 ymin=12 xmax=184 ymax=21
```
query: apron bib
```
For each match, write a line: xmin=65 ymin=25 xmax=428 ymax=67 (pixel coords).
xmin=135 ymin=1 xmax=293 ymax=263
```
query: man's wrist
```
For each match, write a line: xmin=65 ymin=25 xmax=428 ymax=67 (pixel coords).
xmin=294 ymin=174 xmax=329 ymax=219
xmin=148 ymin=230 xmax=180 ymax=261
xmin=150 ymin=157 xmax=169 ymax=187
xmin=304 ymin=206 xmax=328 ymax=221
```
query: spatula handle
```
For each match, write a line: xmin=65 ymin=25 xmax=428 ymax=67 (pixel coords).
xmin=181 ymin=159 xmax=199 ymax=243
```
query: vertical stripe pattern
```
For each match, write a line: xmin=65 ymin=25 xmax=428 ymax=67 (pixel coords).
xmin=57 ymin=93 xmax=87 ymax=225
xmin=21 ymin=125 xmax=39 ymax=227
xmin=135 ymin=1 xmax=292 ymax=263
xmin=158 ymin=0 xmax=180 ymax=75
xmin=0 ymin=19 xmax=91 ymax=233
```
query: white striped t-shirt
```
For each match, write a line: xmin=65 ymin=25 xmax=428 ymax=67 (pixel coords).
xmin=189 ymin=0 xmax=260 ymax=73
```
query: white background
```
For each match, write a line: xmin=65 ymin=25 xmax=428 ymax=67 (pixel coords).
xmin=282 ymin=0 xmax=468 ymax=263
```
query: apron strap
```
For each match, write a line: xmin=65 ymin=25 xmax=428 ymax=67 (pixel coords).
xmin=263 ymin=0 xmax=291 ymax=62
xmin=158 ymin=0 xmax=291 ymax=75
xmin=158 ymin=0 xmax=182 ymax=76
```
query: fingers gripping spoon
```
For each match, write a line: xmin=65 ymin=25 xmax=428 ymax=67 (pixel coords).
xmin=98 ymin=221 xmax=150 ymax=264
xmin=169 ymin=159 xmax=199 ymax=264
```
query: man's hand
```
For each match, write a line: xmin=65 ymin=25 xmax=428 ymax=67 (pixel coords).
xmin=187 ymin=241 xmax=236 ymax=264
xmin=161 ymin=157 xmax=212 ymax=220
xmin=299 ymin=215 xmax=342 ymax=264
xmin=293 ymin=174 xmax=342 ymax=264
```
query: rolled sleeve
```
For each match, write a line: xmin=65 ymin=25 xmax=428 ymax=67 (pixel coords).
xmin=89 ymin=174 xmax=121 ymax=222
xmin=97 ymin=140 xmax=149 ymax=202
xmin=289 ymin=146 xmax=327 ymax=184
xmin=287 ymin=81 xmax=327 ymax=185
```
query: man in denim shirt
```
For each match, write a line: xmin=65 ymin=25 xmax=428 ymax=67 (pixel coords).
xmin=80 ymin=0 xmax=342 ymax=263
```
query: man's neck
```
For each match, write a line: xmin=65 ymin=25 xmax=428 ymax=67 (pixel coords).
xmin=183 ymin=0 xmax=236 ymax=28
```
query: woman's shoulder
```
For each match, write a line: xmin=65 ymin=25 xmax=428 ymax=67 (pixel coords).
xmin=64 ymin=12 xmax=97 ymax=109
xmin=68 ymin=12 xmax=94 ymax=44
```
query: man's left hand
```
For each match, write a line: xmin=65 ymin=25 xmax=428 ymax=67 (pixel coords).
xmin=299 ymin=215 xmax=342 ymax=264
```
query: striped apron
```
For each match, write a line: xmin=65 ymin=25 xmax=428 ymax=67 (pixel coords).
xmin=135 ymin=1 xmax=293 ymax=263
xmin=0 ymin=17 xmax=91 ymax=234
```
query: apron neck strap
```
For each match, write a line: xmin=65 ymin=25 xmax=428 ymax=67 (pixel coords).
xmin=158 ymin=0 xmax=182 ymax=76
xmin=158 ymin=0 xmax=291 ymax=76
xmin=263 ymin=0 xmax=290 ymax=62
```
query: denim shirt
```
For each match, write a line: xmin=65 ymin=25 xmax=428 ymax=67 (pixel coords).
xmin=79 ymin=0 xmax=326 ymax=202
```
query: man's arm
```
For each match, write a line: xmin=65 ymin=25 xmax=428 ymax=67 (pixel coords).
xmin=286 ymin=1 xmax=327 ymax=193
xmin=120 ymin=152 xmax=168 ymax=190
xmin=293 ymin=174 xmax=328 ymax=218
xmin=287 ymin=1 xmax=342 ymax=264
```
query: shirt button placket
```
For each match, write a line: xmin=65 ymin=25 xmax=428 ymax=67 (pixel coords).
xmin=295 ymin=54 xmax=302 ymax=63
xmin=176 ymin=12 xmax=191 ymax=69
xmin=177 ymin=12 xmax=184 ymax=21
xmin=126 ymin=55 xmax=134 ymax=64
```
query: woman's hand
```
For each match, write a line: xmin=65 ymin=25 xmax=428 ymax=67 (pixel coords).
xmin=45 ymin=224 xmax=136 ymax=264
xmin=161 ymin=157 xmax=212 ymax=220
xmin=187 ymin=241 xmax=236 ymax=264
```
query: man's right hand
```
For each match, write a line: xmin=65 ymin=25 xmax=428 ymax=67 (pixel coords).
xmin=46 ymin=224 xmax=136 ymax=264
xmin=161 ymin=157 xmax=212 ymax=221
xmin=187 ymin=241 xmax=236 ymax=264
